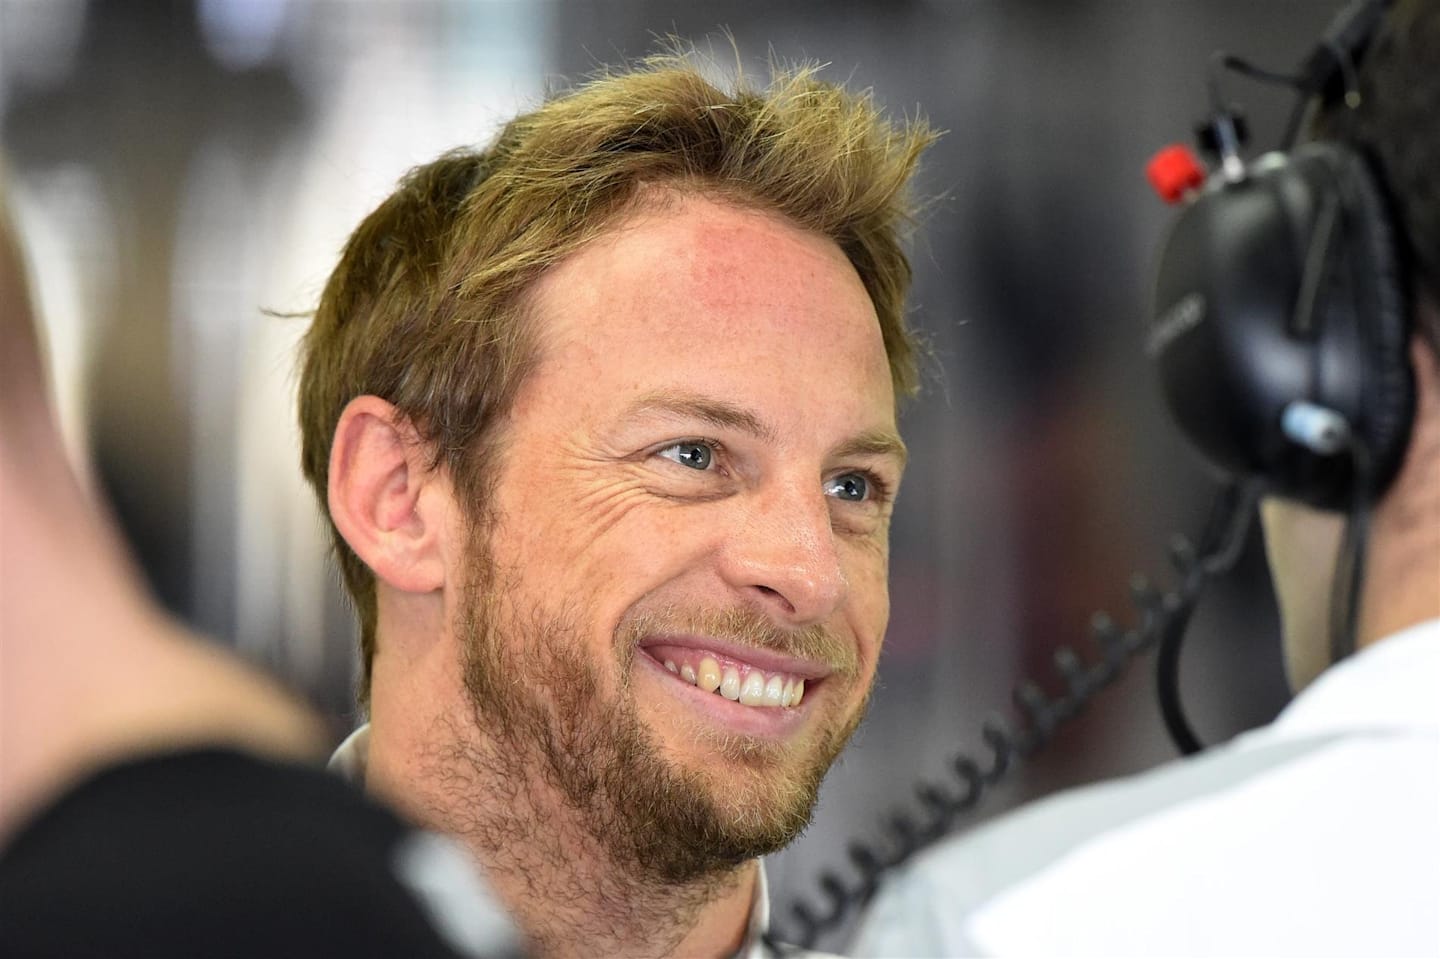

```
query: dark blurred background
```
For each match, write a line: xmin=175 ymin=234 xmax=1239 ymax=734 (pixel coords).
xmin=1 ymin=0 xmax=1340 ymax=949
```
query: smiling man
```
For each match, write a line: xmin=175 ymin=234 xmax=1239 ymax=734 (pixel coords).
xmin=298 ymin=57 xmax=933 ymax=958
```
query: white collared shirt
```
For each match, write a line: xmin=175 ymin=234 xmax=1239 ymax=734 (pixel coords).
xmin=853 ymin=619 xmax=1440 ymax=958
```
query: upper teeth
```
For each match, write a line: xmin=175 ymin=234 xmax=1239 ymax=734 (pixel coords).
xmin=661 ymin=654 xmax=805 ymax=708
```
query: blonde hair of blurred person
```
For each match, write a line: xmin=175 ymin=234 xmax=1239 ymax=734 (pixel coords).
xmin=0 ymin=177 xmax=323 ymax=842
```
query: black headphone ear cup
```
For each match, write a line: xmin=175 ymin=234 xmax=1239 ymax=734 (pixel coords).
xmin=1150 ymin=141 xmax=1416 ymax=510
xmin=1297 ymin=141 xmax=1413 ymax=498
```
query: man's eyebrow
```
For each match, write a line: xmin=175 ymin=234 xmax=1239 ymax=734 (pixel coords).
xmin=626 ymin=389 xmax=907 ymax=468
xmin=834 ymin=429 xmax=908 ymax=470
xmin=625 ymin=390 xmax=777 ymax=441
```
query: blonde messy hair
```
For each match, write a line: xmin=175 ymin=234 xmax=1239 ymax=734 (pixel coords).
xmin=298 ymin=52 xmax=936 ymax=703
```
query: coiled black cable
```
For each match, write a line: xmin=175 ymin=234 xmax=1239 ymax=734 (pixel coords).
xmin=764 ymin=480 xmax=1260 ymax=953
xmin=1156 ymin=480 xmax=1262 ymax=754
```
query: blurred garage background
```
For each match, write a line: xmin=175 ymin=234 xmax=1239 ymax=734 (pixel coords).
xmin=0 ymin=0 xmax=1340 ymax=948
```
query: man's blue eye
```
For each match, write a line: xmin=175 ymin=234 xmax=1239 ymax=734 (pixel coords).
xmin=825 ymin=473 xmax=870 ymax=502
xmin=660 ymin=442 xmax=713 ymax=470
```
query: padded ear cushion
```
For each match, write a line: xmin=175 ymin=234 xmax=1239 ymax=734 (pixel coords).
xmin=1296 ymin=141 xmax=1414 ymax=500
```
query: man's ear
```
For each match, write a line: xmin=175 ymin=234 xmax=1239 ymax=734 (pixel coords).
xmin=327 ymin=395 xmax=449 ymax=594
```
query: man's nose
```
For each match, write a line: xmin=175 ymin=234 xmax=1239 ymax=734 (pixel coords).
xmin=720 ymin=483 xmax=846 ymax=625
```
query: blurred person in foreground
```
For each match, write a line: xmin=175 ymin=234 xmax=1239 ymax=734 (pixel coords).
xmin=299 ymin=50 xmax=933 ymax=959
xmin=853 ymin=3 xmax=1440 ymax=955
xmin=0 ymin=179 xmax=515 ymax=958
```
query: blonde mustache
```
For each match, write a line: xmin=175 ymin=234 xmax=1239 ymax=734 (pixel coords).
xmin=616 ymin=604 xmax=859 ymax=679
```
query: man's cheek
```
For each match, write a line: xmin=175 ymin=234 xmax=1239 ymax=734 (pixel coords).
xmin=844 ymin=550 xmax=892 ymax=634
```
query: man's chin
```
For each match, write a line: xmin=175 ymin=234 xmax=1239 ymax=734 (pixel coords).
xmin=633 ymin=785 xmax=818 ymax=884
xmin=684 ymin=701 xmax=866 ymax=846
xmin=662 ymin=738 xmax=837 ymax=840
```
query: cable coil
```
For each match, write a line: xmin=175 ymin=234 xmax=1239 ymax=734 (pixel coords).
xmin=768 ymin=482 xmax=1259 ymax=952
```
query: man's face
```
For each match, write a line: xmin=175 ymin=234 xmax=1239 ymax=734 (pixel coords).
xmin=453 ymin=193 xmax=902 ymax=880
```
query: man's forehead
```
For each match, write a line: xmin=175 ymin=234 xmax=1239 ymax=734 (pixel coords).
xmin=512 ymin=191 xmax=897 ymax=441
xmin=534 ymin=191 xmax=848 ymax=298
xmin=528 ymin=195 xmax=880 ymax=347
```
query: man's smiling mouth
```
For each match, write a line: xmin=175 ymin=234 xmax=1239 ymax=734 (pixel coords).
xmin=638 ymin=641 xmax=822 ymax=710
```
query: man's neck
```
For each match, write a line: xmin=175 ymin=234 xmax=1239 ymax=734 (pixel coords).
xmin=1359 ymin=338 xmax=1440 ymax=649
xmin=466 ymin=791 xmax=758 ymax=959
xmin=367 ymin=704 xmax=759 ymax=959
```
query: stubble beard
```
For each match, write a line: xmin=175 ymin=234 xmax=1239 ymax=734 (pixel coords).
xmin=454 ymin=531 xmax=867 ymax=888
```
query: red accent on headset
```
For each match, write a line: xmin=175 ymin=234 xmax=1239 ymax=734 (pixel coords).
xmin=1146 ymin=145 xmax=1206 ymax=204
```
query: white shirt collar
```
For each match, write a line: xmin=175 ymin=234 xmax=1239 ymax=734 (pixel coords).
xmin=1273 ymin=617 xmax=1440 ymax=738
xmin=327 ymin=722 xmax=371 ymax=783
